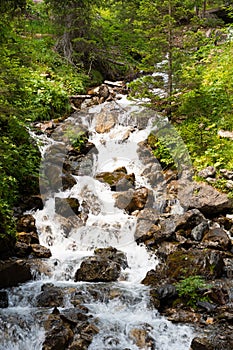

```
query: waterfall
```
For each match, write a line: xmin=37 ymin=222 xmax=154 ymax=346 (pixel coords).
xmin=0 ymin=96 xmax=195 ymax=349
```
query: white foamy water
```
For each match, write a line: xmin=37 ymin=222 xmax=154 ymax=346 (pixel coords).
xmin=0 ymin=97 xmax=195 ymax=349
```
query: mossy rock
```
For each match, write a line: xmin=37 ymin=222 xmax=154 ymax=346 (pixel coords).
xmin=166 ymin=249 xmax=224 ymax=281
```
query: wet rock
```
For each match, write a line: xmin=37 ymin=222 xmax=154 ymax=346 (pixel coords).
xmin=22 ymin=195 xmax=44 ymax=211
xmin=75 ymin=247 xmax=127 ymax=282
xmin=141 ymin=161 xmax=164 ymax=188
xmin=37 ymin=284 xmax=64 ymax=307
xmin=0 ymin=291 xmax=8 ymax=308
xmin=17 ymin=231 xmax=39 ymax=245
xmin=190 ymin=337 xmax=215 ymax=350
xmin=202 ymin=327 xmax=233 ymax=350
xmin=75 ymin=256 xmax=121 ymax=282
xmin=129 ymin=326 xmax=155 ymax=349
xmin=114 ymin=187 xmax=152 ymax=214
xmin=141 ymin=269 xmax=162 ymax=287
xmin=99 ymin=84 xmax=110 ymax=99
xmin=68 ymin=338 xmax=89 ymax=350
xmin=95 ymin=109 xmax=116 ymax=133
xmin=55 ymin=197 xmax=80 ymax=217
xmin=68 ymin=323 xmax=99 ymax=350
xmin=16 ymin=214 xmax=37 ymax=233
xmin=202 ymin=227 xmax=231 ymax=250
xmin=61 ymin=173 xmax=77 ymax=190
xmin=43 ymin=314 xmax=74 ymax=350
xmin=96 ymin=169 xmax=135 ymax=191
xmin=69 ymin=153 xmax=96 ymax=176
xmin=27 ymin=258 xmax=52 ymax=277
xmin=198 ymin=166 xmax=216 ymax=179
xmin=60 ymin=308 xmax=88 ymax=325
xmin=0 ymin=260 xmax=32 ymax=288
xmin=179 ymin=181 xmax=233 ymax=216
xmin=14 ymin=241 xmax=32 ymax=257
xmin=94 ymin=247 xmax=128 ymax=269
xmin=30 ymin=244 xmax=52 ymax=258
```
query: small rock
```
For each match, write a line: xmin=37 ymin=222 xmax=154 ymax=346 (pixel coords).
xmin=220 ymin=169 xmax=233 ymax=180
xmin=198 ymin=166 xmax=216 ymax=179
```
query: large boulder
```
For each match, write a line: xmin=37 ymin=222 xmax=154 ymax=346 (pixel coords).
xmin=94 ymin=247 xmax=128 ymax=269
xmin=0 ymin=260 xmax=32 ymax=288
xmin=74 ymin=247 xmax=128 ymax=282
xmin=179 ymin=181 xmax=233 ymax=216
xmin=74 ymin=256 xmax=121 ymax=282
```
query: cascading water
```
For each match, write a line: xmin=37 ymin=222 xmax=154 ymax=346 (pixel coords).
xmin=0 ymin=96 xmax=196 ymax=349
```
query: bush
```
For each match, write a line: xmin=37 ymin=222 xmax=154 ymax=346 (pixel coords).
xmin=175 ymin=275 xmax=211 ymax=307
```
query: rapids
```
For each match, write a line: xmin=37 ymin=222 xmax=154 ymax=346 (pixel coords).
xmin=0 ymin=96 xmax=196 ymax=349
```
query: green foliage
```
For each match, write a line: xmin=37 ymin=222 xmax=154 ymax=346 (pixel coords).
xmin=68 ymin=131 xmax=88 ymax=152
xmin=148 ymin=134 xmax=175 ymax=169
xmin=175 ymin=275 xmax=211 ymax=307
xmin=175 ymin=42 xmax=233 ymax=182
xmin=0 ymin=1 xmax=89 ymax=240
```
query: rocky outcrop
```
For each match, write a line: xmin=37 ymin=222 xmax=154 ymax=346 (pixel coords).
xmin=74 ymin=247 xmax=128 ymax=282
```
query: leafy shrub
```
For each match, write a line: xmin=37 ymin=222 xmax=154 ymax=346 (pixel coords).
xmin=175 ymin=275 xmax=211 ymax=307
